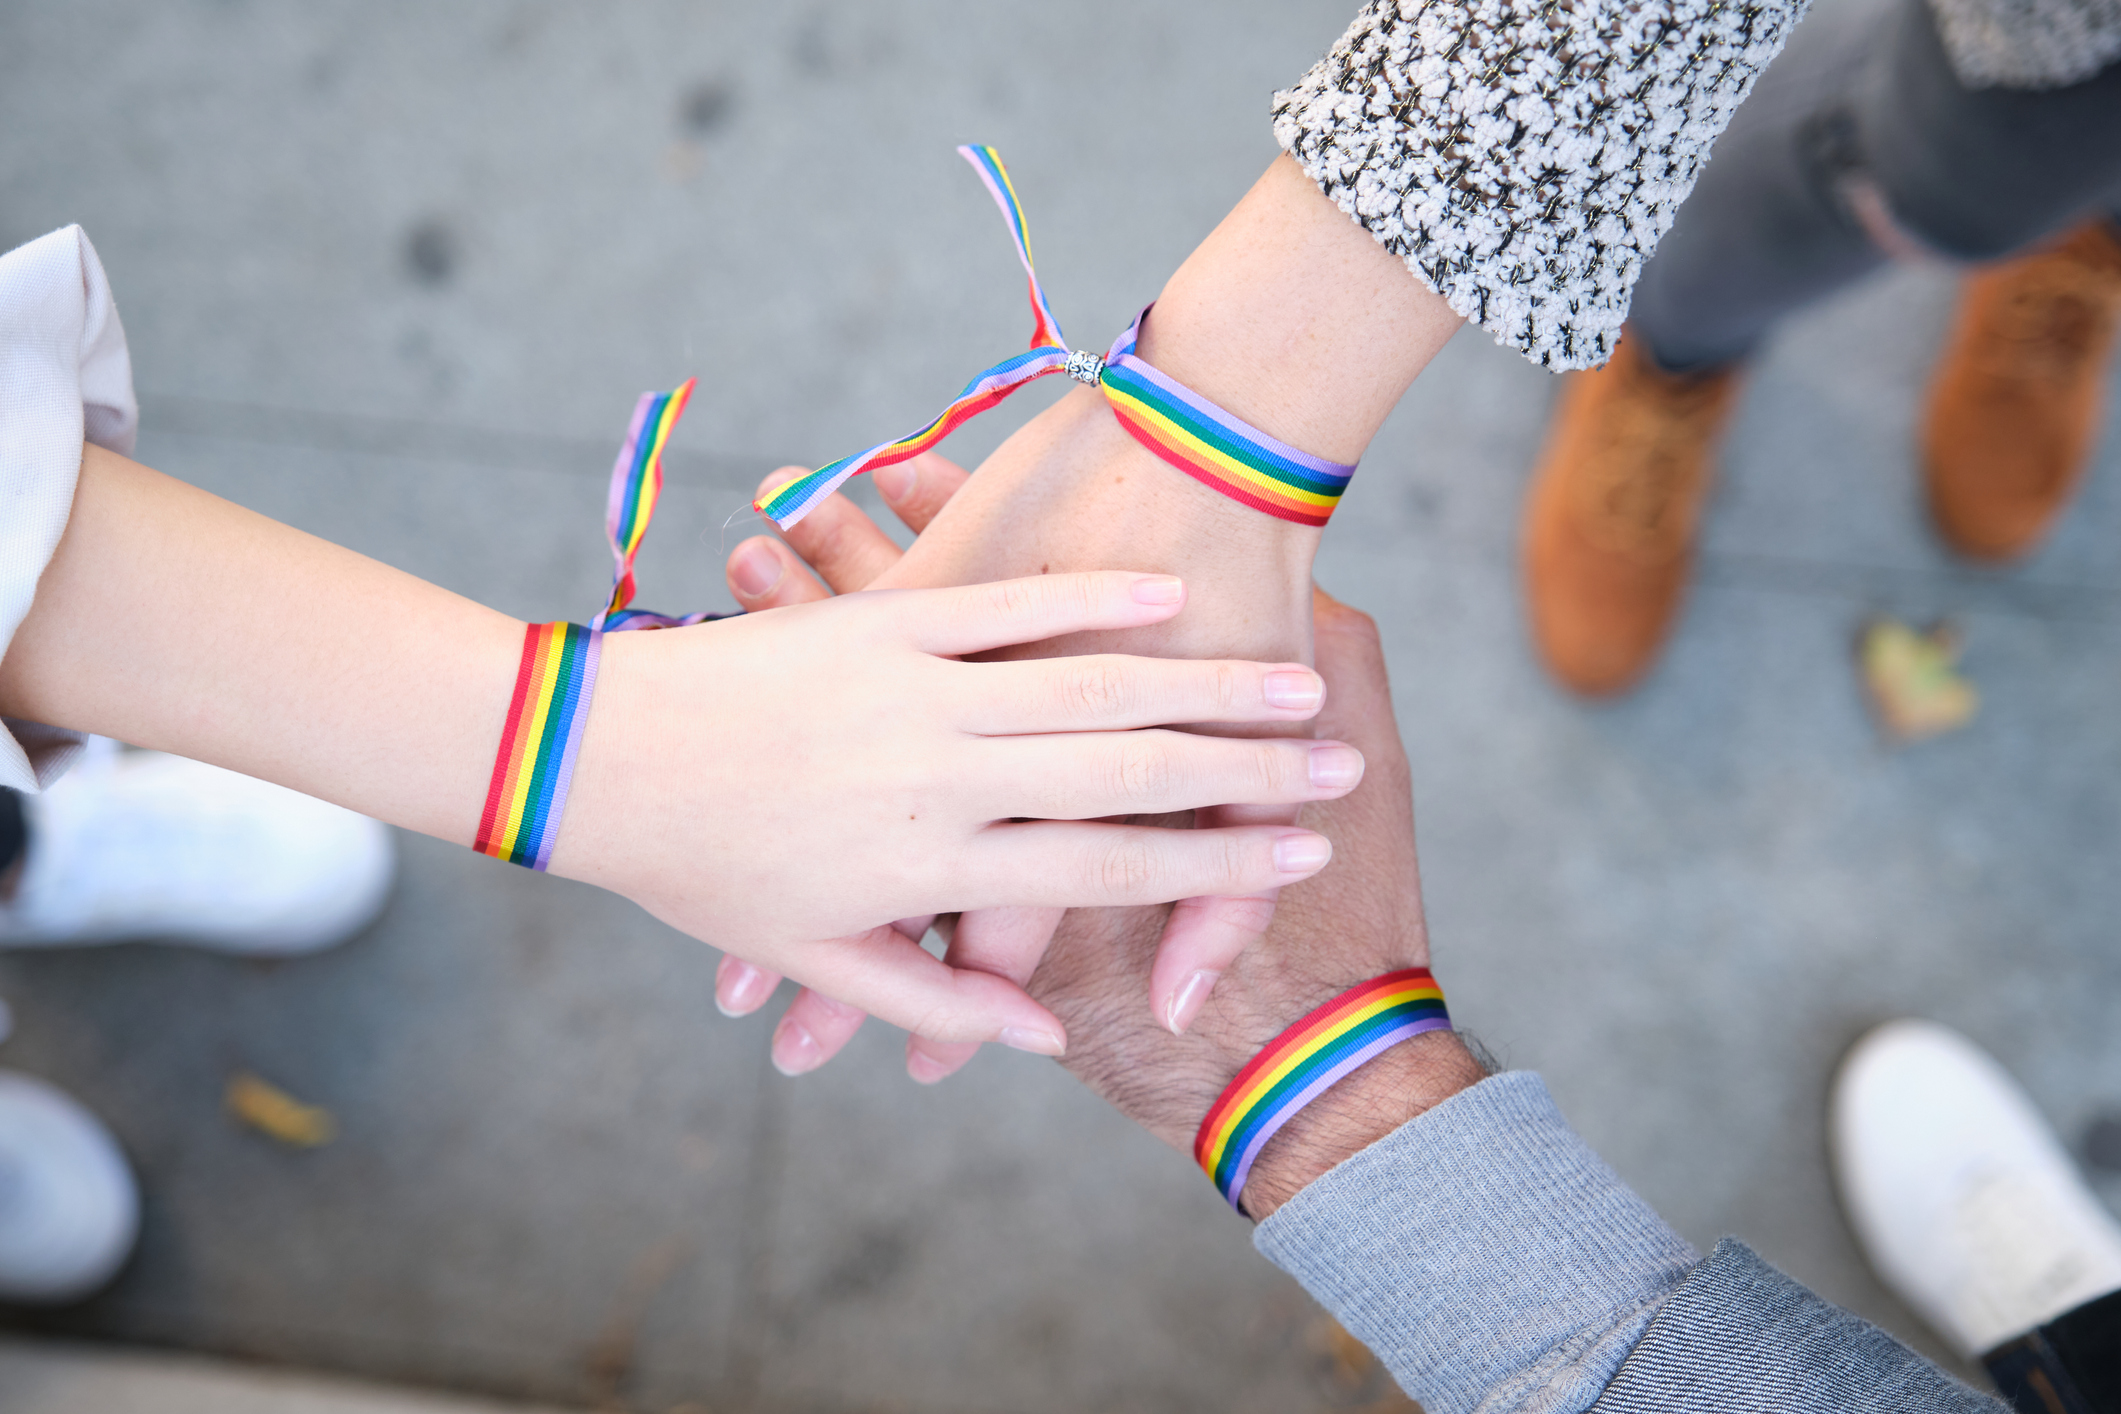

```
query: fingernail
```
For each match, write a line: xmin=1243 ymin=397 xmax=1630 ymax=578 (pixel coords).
xmin=906 ymin=1046 xmax=954 ymax=1084
xmin=730 ymin=542 xmax=784 ymax=598
xmin=1308 ymin=744 xmax=1364 ymax=790
xmin=772 ymin=1018 xmax=824 ymax=1076
xmin=1129 ymin=574 xmax=1185 ymax=606
xmin=1274 ymin=833 xmax=1332 ymax=875
xmin=1264 ymin=669 xmax=1323 ymax=710
xmin=998 ymin=1025 xmax=1066 ymax=1057
xmin=715 ymin=959 xmax=773 ymax=1017
xmin=1166 ymin=969 xmax=1221 ymax=1034
xmin=876 ymin=462 xmax=916 ymax=503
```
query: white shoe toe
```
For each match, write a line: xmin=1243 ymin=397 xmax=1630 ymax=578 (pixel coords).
xmin=0 ymin=1071 xmax=138 ymax=1303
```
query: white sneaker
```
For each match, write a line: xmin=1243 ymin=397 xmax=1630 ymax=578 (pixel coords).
xmin=0 ymin=742 xmax=395 ymax=955
xmin=0 ymin=1070 xmax=138 ymax=1302
xmin=1832 ymin=1019 xmax=2121 ymax=1357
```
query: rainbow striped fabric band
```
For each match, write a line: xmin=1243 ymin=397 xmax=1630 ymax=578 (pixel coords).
xmin=753 ymin=146 xmax=1355 ymax=531
xmin=475 ymin=622 xmax=602 ymax=869
xmin=477 ymin=378 xmax=721 ymax=871
xmin=1193 ymin=968 xmax=1450 ymax=1211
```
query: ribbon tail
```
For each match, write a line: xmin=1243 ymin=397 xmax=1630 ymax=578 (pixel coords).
xmin=755 ymin=345 xmax=1070 ymax=529
xmin=595 ymin=378 xmax=697 ymax=629
xmin=956 ymin=145 xmax=1067 ymax=353
xmin=602 ymin=607 xmax=730 ymax=631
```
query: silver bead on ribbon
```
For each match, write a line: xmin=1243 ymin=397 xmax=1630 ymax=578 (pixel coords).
xmin=1063 ymin=349 xmax=1106 ymax=386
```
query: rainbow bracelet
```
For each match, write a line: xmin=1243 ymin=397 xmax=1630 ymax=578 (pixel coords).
xmin=754 ymin=146 xmax=1356 ymax=532
xmin=476 ymin=378 xmax=723 ymax=871
xmin=1194 ymin=968 xmax=1451 ymax=1212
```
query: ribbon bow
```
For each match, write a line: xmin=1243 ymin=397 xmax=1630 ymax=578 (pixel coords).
xmin=754 ymin=146 xmax=1355 ymax=531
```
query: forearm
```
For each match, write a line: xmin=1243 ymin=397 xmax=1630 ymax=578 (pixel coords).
xmin=1249 ymin=1065 xmax=2003 ymax=1414
xmin=0 ymin=444 xmax=517 ymax=845
xmin=1138 ymin=154 xmax=1460 ymax=467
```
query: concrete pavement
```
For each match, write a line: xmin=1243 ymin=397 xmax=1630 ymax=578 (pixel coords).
xmin=3 ymin=1 xmax=2119 ymax=1408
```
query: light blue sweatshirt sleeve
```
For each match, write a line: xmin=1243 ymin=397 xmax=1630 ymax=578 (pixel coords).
xmin=1253 ymin=1071 xmax=2004 ymax=1414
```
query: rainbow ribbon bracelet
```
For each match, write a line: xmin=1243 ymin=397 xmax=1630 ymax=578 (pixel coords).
xmin=474 ymin=380 xmax=721 ymax=870
xmin=754 ymin=146 xmax=1356 ymax=531
xmin=1194 ymin=968 xmax=1451 ymax=1212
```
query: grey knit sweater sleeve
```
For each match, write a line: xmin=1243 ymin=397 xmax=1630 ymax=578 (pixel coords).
xmin=1254 ymin=1072 xmax=2005 ymax=1414
xmin=1272 ymin=0 xmax=2119 ymax=371
xmin=1271 ymin=0 xmax=1813 ymax=370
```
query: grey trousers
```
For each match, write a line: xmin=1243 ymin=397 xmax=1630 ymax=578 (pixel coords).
xmin=1631 ymin=0 xmax=2121 ymax=373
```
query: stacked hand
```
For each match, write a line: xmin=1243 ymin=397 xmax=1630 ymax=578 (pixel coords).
xmin=718 ymin=445 xmax=1312 ymax=1077
xmin=723 ymin=455 xmax=1485 ymax=1213
xmin=724 ymin=156 xmax=1461 ymax=1045
xmin=4 ymin=448 xmax=1368 ymax=1069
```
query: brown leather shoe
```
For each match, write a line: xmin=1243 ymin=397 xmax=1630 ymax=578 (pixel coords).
xmin=1923 ymin=220 xmax=2121 ymax=561
xmin=1523 ymin=334 xmax=1741 ymax=697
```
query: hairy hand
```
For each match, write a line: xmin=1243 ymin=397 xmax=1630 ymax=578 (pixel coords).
xmin=723 ymin=462 xmax=1484 ymax=1214
xmin=1029 ymin=592 xmax=1486 ymax=1216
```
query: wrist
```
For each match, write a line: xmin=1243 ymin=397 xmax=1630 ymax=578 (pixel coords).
xmin=883 ymin=387 xmax=1320 ymax=662
xmin=1138 ymin=155 xmax=1460 ymax=466
xmin=1239 ymin=1029 xmax=1487 ymax=1219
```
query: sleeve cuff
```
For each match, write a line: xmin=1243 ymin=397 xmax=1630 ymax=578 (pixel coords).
xmin=1272 ymin=0 xmax=1808 ymax=370
xmin=1253 ymin=1071 xmax=1698 ymax=1414
xmin=0 ymin=225 xmax=136 ymax=792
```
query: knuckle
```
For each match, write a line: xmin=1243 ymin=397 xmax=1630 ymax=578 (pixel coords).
xmin=1213 ymin=830 xmax=1260 ymax=889
xmin=1322 ymin=601 xmax=1383 ymax=649
xmin=1060 ymin=659 xmax=1136 ymax=721
xmin=1256 ymin=741 xmax=1303 ymax=797
xmin=1211 ymin=662 xmax=1243 ymax=716
xmin=1094 ymin=835 xmax=1163 ymax=898
xmin=1108 ymin=737 xmax=1177 ymax=805
xmin=990 ymin=576 xmax=1044 ymax=624
xmin=1217 ymin=893 xmax=1280 ymax=937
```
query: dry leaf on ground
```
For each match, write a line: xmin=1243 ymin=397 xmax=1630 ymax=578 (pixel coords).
xmin=226 ymin=1071 xmax=335 ymax=1147
xmin=1860 ymin=618 xmax=1978 ymax=745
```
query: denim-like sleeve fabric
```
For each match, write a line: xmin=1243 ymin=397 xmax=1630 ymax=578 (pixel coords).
xmin=1253 ymin=1072 xmax=1699 ymax=1414
xmin=1593 ymin=1239 xmax=2004 ymax=1413
xmin=1253 ymin=1071 xmax=2007 ymax=1414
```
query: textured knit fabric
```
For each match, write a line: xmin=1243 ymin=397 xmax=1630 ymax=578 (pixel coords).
xmin=0 ymin=227 xmax=134 ymax=793
xmin=1593 ymin=1240 xmax=2006 ymax=1412
xmin=1254 ymin=1072 xmax=1700 ymax=1414
xmin=1928 ymin=0 xmax=2121 ymax=87
xmin=1274 ymin=0 xmax=2121 ymax=370
xmin=1272 ymin=0 xmax=1814 ymax=370
xmin=1255 ymin=1071 xmax=2006 ymax=1414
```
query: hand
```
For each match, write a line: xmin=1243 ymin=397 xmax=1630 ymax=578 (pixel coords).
xmin=849 ymin=157 xmax=1461 ymax=1031
xmin=1031 ymin=590 xmax=1488 ymax=1217
xmin=710 ymin=157 xmax=1463 ymax=1073
xmin=559 ymin=557 xmax=1368 ymax=1055
xmin=0 ymin=449 xmax=1363 ymax=1061
xmin=714 ymin=455 xmax=1084 ymax=1077
xmin=718 ymin=454 xmax=1269 ymax=1078
xmin=722 ymin=477 xmax=1484 ymax=1209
